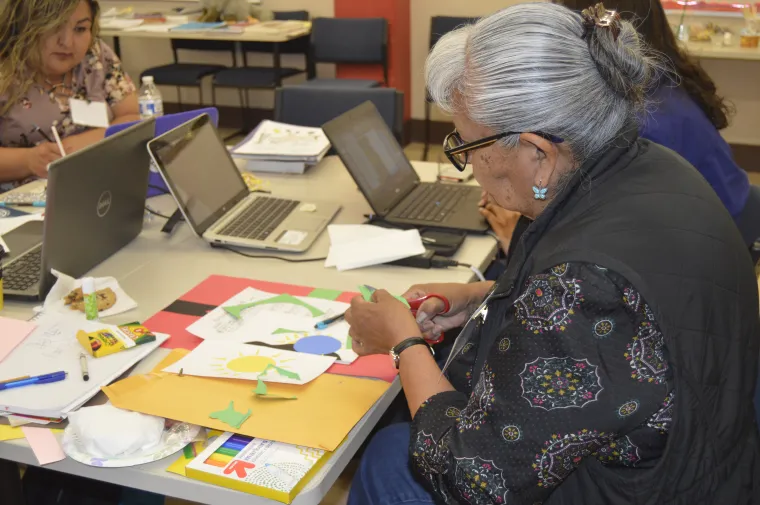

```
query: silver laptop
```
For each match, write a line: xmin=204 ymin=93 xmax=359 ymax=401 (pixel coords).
xmin=147 ymin=114 xmax=340 ymax=252
xmin=1 ymin=118 xmax=156 ymax=300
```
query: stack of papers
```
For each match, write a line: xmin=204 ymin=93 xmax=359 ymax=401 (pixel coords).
xmin=325 ymin=225 xmax=426 ymax=271
xmin=246 ymin=20 xmax=310 ymax=36
xmin=0 ymin=312 xmax=168 ymax=419
xmin=231 ymin=121 xmax=331 ymax=174
xmin=100 ymin=18 xmax=144 ymax=30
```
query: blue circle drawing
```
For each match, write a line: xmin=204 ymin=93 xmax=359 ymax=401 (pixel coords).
xmin=294 ymin=335 xmax=342 ymax=355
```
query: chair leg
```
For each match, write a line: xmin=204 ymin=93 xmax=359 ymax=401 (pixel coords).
xmin=211 ymin=84 xmax=217 ymax=107
xmin=423 ymin=100 xmax=432 ymax=161
xmin=176 ymin=86 xmax=183 ymax=112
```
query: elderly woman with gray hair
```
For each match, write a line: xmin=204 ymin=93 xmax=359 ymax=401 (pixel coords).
xmin=343 ymin=3 xmax=760 ymax=504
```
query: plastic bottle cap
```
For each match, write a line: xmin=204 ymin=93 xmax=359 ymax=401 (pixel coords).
xmin=82 ymin=277 xmax=96 ymax=294
xmin=142 ymin=76 xmax=154 ymax=84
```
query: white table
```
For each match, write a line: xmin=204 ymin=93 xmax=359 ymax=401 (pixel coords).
xmin=0 ymin=157 xmax=498 ymax=505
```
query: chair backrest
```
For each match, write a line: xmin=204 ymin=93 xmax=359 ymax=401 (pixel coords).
xmin=170 ymin=39 xmax=237 ymax=65
xmin=274 ymin=86 xmax=404 ymax=142
xmin=241 ymin=11 xmax=310 ymax=55
xmin=429 ymin=16 xmax=479 ymax=49
xmin=310 ymin=17 xmax=387 ymax=64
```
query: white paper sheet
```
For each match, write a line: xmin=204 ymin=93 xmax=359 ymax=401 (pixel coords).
xmin=162 ymin=341 xmax=336 ymax=384
xmin=40 ymin=270 xmax=138 ymax=318
xmin=100 ymin=18 xmax=144 ymax=30
xmin=325 ymin=224 xmax=426 ymax=271
xmin=0 ymin=312 xmax=169 ymax=419
xmin=0 ymin=213 xmax=44 ymax=238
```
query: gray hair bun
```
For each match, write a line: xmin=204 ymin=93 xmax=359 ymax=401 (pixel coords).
xmin=583 ymin=5 xmax=660 ymax=106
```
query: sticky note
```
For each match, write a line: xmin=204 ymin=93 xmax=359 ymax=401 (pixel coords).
xmin=21 ymin=427 xmax=65 ymax=465
xmin=0 ymin=316 xmax=37 ymax=363
xmin=69 ymin=99 xmax=110 ymax=128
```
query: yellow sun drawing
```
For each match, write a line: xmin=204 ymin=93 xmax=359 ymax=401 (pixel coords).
xmin=211 ymin=349 xmax=296 ymax=376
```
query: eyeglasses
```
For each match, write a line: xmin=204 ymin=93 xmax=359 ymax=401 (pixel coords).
xmin=443 ymin=130 xmax=564 ymax=172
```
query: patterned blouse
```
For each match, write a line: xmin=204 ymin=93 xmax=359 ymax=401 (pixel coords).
xmin=410 ymin=262 xmax=675 ymax=505
xmin=0 ymin=39 xmax=135 ymax=192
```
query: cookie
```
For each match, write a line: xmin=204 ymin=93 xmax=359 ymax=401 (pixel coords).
xmin=68 ymin=287 xmax=117 ymax=312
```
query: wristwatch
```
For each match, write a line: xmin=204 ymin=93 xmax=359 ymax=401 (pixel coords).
xmin=390 ymin=337 xmax=434 ymax=369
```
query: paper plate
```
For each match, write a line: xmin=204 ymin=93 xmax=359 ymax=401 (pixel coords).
xmin=63 ymin=421 xmax=201 ymax=468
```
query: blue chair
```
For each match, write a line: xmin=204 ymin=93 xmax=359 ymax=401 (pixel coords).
xmin=297 ymin=17 xmax=388 ymax=88
xmin=423 ymin=16 xmax=478 ymax=160
xmin=211 ymin=11 xmax=310 ymax=133
xmin=274 ymin=86 xmax=404 ymax=143
xmin=140 ymin=40 xmax=236 ymax=110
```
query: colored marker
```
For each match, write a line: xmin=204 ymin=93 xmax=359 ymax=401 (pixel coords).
xmin=0 ymin=201 xmax=45 ymax=208
xmin=0 ymin=371 xmax=67 ymax=391
xmin=314 ymin=311 xmax=346 ymax=330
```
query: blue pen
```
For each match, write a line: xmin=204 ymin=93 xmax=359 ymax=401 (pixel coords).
xmin=0 ymin=371 xmax=67 ymax=391
xmin=0 ymin=201 xmax=45 ymax=208
xmin=314 ymin=311 xmax=346 ymax=330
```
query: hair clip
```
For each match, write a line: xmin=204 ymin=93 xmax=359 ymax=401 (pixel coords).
xmin=581 ymin=3 xmax=621 ymax=41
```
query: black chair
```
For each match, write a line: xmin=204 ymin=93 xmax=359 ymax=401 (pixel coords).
xmin=140 ymin=40 xmax=236 ymax=110
xmin=274 ymin=87 xmax=404 ymax=143
xmin=423 ymin=16 xmax=478 ymax=160
xmin=212 ymin=11 xmax=311 ymax=134
xmin=298 ymin=17 xmax=388 ymax=88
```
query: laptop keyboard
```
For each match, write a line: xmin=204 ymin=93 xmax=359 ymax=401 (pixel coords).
xmin=396 ymin=185 xmax=469 ymax=223
xmin=218 ymin=197 xmax=300 ymax=241
xmin=4 ymin=246 xmax=42 ymax=292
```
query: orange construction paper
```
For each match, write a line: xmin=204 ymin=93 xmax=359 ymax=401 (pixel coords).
xmin=102 ymin=350 xmax=391 ymax=451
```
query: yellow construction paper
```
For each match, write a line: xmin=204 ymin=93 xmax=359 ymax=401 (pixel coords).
xmin=0 ymin=425 xmax=63 ymax=442
xmin=103 ymin=349 xmax=390 ymax=451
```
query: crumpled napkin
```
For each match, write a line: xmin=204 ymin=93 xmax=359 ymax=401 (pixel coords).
xmin=39 ymin=269 xmax=137 ymax=318
xmin=67 ymin=404 xmax=164 ymax=459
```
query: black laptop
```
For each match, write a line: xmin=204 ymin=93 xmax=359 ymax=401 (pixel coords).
xmin=322 ymin=101 xmax=487 ymax=233
xmin=1 ymin=118 xmax=156 ymax=300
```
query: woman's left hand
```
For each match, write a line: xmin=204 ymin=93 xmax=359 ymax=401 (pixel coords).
xmin=344 ymin=290 xmax=422 ymax=356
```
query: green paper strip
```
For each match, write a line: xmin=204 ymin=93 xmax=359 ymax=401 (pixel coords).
xmin=260 ymin=363 xmax=301 ymax=380
xmin=308 ymin=288 xmax=343 ymax=301
xmin=358 ymin=285 xmax=410 ymax=308
xmin=272 ymin=328 xmax=304 ymax=335
xmin=209 ymin=401 xmax=251 ymax=429
xmin=224 ymin=293 xmax=325 ymax=319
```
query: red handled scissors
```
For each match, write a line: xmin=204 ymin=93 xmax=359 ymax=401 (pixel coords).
xmin=408 ymin=294 xmax=451 ymax=345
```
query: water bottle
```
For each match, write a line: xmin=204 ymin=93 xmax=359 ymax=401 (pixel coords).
xmin=138 ymin=76 xmax=164 ymax=119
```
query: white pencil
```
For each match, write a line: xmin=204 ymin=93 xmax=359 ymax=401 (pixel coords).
xmin=51 ymin=122 xmax=66 ymax=157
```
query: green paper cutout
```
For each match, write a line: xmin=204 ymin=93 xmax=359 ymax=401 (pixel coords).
xmin=253 ymin=380 xmax=298 ymax=400
xmin=224 ymin=293 xmax=326 ymax=320
xmin=260 ymin=363 xmax=301 ymax=380
xmin=272 ymin=328 xmax=304 ymax=335
xmin=255 ymin=380 xmax=268 ymax=395
xmin=308 ymin=288 xmax=343 ymax=301
xmin=209 ymin=401 xmax=251 ymax=429
xmin=346 ymin=334 xmax=352 ymax=350
xmin=358 ymin=285 xmax=410 ymax=308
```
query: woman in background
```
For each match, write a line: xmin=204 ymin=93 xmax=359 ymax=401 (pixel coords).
xmin=484 ymin=0 xmax=760 ymax=259
xmin=0 ymin=0 xmax=139 ymax=192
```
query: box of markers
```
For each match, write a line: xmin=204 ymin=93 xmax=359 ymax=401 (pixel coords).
xmin=185 ymin=432 xmax=329 ymax=503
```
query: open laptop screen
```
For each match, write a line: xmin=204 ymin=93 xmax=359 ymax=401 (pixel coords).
xmin=322 ymin=102 xmax=420 ymax=216
xmin=149 ymin=114 xmax=249 ymax=235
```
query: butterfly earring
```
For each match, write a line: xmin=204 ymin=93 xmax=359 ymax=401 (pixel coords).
xmin=532 ymin=180 xmax=547 ymax=201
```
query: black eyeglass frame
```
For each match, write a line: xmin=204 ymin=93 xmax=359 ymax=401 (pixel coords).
xmin=443 ymin=130 xmax=565 ymax=171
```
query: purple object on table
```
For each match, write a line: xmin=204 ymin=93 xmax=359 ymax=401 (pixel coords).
xmin=105 ymin=108 xmax=220 ymax=197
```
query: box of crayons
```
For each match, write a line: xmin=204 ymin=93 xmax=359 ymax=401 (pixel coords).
xmin=185 ymin=432 xmax=329 ymax=503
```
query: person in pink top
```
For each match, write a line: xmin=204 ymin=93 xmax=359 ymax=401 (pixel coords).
xmin=0 ymin=0 xmax=140 ymax=192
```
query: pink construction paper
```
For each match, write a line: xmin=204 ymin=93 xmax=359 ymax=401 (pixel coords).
xmin=0 ymin=316 xmax=36 ymax=363
xmin=21 ymin=427 xmax=65 ymax=465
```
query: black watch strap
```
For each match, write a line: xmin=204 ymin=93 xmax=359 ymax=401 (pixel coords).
xmin=390 ymin=337 xmax=433 ymax=369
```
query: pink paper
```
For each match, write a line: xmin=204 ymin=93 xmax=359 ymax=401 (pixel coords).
xmin=21 ymin=427 xmax=65 ymax=465
xmin=0 ymin=316 xmax=36 ymax=363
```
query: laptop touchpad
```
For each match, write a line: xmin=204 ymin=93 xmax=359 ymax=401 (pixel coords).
xmin=288 ymin=214 xmax=326 ymax=232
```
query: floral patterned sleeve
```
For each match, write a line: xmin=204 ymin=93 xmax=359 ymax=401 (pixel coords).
xmin=409 ymin=262 xmax=675 ymax=505
xmin=96 ymin=40 xmax=136 ymax=107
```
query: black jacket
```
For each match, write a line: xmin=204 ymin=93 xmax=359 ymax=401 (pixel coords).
xmin=481 ymin=132 xmax=760 ymax=503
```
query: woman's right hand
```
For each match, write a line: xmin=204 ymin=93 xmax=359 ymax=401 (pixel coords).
xmin=402 ymin=282 xmax=488 ymax=338
xmin=25 ymin=143 xmax=61 ymax=178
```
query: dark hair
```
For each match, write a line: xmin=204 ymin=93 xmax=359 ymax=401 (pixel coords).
xmin=558 ymin=0 xmax=732 ymax=129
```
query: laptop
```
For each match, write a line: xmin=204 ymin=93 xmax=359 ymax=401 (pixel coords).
xmin=147 ymin=114 xmax=340 ymax=253
xmin=322 ymin=101 xmax=487 ymax=233
xmin=1 ymin=118 xmax=156 ymax=300
xmin=105 ymin=107 xmax=220 ymax=197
